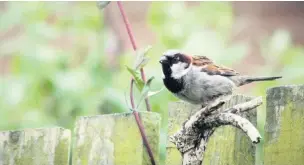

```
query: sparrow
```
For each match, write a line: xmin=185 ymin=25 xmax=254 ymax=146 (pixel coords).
xmin=159 ymin=50 xmax=282 ymax=107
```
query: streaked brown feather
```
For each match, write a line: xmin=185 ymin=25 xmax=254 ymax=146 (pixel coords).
xmin=192 ymin=55 xmax=213 ymax=66
xmin=192 ymin=55 xmax=239 ymax=76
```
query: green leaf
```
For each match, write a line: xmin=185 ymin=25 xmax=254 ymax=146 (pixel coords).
xmin=141 ymin=76 xmax=154 ymax=98
xmin=126 ymin=66 xmax=145 ymax=91
xmin=142 ymin=76 xmax=154 ymax=93
xmin=147 ymin=87 xmax=165 ymax=98
xmin=134 ymin=45 xmax=152 ymax=70
xmin=136 ymin=76 xmax=155 ymax=109
xmin=145 ymin=76 xmax=154 ymax=88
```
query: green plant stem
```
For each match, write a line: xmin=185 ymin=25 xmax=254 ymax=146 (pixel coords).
xmin=117 ymin=2 xmax=155 ymax=165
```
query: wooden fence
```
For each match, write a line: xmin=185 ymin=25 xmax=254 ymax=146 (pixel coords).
xmin=0 ymin=85 xmax=303 ymax=165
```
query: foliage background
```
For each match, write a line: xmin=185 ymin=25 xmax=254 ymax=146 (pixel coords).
xmin=1 ymin=2 xmax=303 ymax=164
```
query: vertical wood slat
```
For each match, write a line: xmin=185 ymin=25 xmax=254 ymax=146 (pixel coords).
xmin=264 ymin=85 xmax=304 ymax=165
xmin=166 ymin=101 xmax=199 ymax=165
xmin=166 ymin=95 xmax=258 ymax=165
xmin=72 ymin=112 xmax=161 ymax=165
xmin=0 ymin=127 xmax=71 ymax=165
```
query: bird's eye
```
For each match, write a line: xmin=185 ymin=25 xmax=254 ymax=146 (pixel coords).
xmin=173 ymin=56 xmax=179 ymax=62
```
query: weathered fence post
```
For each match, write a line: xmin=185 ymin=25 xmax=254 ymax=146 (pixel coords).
xmin=0 ymin=127 xmax=71 ymax=165
xmin=166 ymin=101 xmax=199 ymax=165
xmin=166 ymin=95 xmax=258 ymax=165
xmin=264 ymin=85 xmax=304 ymax=165
xmin=72 ymin=111 xmax=160 ymax=165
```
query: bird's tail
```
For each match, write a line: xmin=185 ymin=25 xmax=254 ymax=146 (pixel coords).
xmin=232 ymin=76 xmax=282 ymax=86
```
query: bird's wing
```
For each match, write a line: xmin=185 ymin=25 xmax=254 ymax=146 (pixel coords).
xmin=192 ymin=55 xmax=240 ymax=76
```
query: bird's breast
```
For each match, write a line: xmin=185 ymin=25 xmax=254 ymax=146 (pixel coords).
xmin=163 ymin=77 xmax=184 ymax=93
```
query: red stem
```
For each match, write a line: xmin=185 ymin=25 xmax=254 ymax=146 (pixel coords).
xmin=117 ymin=1 xmax=137 ymax=50
xmin=130 ymin=78 xmax=135 ymax=108
xmin=133 ymin=111 xmax=156 ymax=165
xmin=117 ymin=2 xmax=155 ymax=164
xmin=117 ymin=1 xmax=151 ymax=112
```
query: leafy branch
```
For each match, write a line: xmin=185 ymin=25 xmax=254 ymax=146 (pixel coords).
xmin=126 ymin=46 xmax=163 ymax=108
xmin=116 ymin=1 xmax=152 ymax=112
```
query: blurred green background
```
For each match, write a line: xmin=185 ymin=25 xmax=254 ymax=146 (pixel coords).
xmin=1 ymin=1 xmax=304 ymax=164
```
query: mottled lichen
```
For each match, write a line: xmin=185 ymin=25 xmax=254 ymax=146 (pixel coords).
xmin=166 ymin=101 xmax=199 ymax=165
xmin=54 ymin=129 xmax=71 ymax=165
xmin=165 ymin=147 xmax=182 ymax=165
xmin=0 ymin=127 xmax=71 ymax=165
xmin=204 ymin=95 xmax=256 ymax=165
xmin=264 ymin=85 xmax=304 ymax=165
xmin=12 ymin=135 xmax=46 ymax=165
xmin=140 ymin=112 xmax=161 ymax=165
xmin=112 ymin=113 xmax=143 ymax=165
xmin=166 ymin=95 xmax=257 ymax=165
xmin=72 ymin=112 xmax=160 ymax=165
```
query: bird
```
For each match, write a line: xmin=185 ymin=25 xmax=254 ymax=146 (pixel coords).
xmin=159 ymin=49 xmax=282 ymax=107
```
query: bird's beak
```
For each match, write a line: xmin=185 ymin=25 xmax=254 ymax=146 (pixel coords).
xmin=159 ymin=56 xmax=167 ymax=64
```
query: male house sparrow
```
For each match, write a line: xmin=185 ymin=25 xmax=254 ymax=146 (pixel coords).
xmin=159 ymin=50 xmax=282 ymax=107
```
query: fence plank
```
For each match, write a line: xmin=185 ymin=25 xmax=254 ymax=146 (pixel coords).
xmin=0 ymin=127 xmax=71 ymax=165
xmin=166 ymin=95 xmax=257 ymax=165
xmin=72 ymin=112 xmax=160 ymax=165
xmin=166 ymin=101 xmax=199 ymax=165
xmin=264 ymin=85 xmax=304 ymax=165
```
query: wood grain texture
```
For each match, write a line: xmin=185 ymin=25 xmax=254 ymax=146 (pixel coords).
xmin=72 ymin=112 xmax=160 ymax=165
xmin=0 ymin=127 xmax=71 ymax=165
xmin=204 ymin=95 xmax=257 ymax=165
xmin=166 ymin=95 xmax=258 ymax=165
xmin=264 ymin=85 xmax=304 ymax=165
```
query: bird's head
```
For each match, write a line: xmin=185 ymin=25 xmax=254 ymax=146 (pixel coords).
xmin=159 ymin=50 xmax=193 ymax=79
